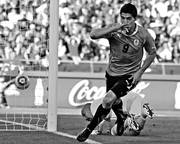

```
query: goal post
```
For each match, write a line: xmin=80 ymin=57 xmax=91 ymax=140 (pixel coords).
xmin=47 ymin=0 xmax=59 ymax=132
xmin=0 ymin=0 xmax=60 ymax=132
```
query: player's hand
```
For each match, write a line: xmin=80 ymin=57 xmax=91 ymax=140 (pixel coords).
xmin=119 ymin=21 xmax=134 ymax=35
xmin=110 ymin=23 xmax=128 ymax=32
xmin=130 ymin=71 xmax=143 ymax=90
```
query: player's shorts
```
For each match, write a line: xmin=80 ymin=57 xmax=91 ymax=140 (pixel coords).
xmin=105 ymin=72 xmax=133 ymax=98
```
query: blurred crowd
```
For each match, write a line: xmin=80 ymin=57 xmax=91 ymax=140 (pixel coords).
xmin=0 ymin=0 xmax=49 ymax=68
xmin=0 ymin=0 xmax=180 ymax=69
xmin=59 ymin=0 xmax=180 ymax=63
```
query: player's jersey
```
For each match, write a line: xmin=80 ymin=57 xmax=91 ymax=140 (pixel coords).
xmin=106 ymin=23 xmax=156 ymax=76
xmin=123 ymin=115 xmax=146 ymax=136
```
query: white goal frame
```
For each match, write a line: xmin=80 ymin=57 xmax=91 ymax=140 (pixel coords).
xmin=47 ymin=0 xmax=59 ymax=132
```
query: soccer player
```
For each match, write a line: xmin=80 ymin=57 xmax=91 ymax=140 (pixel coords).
xmin=0 ymin=64 xmax=19 ymax=108
xmin=81 ymin=100 xmax=113 ymax=135
xmin=0 ymin=65 xmax=29 ymax=108
xmin=82 ymin=102 xmax=154 ymax=136
xmin=81 ymin=92 xmax=154 ymax=136
xmin=77 ymin=3 xmax=156 ymax=142
xmin=111 ymin=103 xmax=154 ymax=136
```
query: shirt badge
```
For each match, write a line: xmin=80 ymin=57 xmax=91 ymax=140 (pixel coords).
xmin=134 ymin=39 xmax=139 ymax=46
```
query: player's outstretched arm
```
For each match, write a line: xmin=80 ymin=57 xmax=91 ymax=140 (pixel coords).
xmin=2 ymin=79 xmax=15 ymax=91
xmin=90 ymin=23 xmax=125 ymax=39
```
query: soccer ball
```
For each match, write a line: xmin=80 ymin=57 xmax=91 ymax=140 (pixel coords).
xmin=15 ymin=74 xmax=30 ymax=89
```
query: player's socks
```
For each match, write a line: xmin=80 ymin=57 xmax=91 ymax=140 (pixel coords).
xmin=87 ymin=104 xmax=110 ymax=131
xmin=112 ymin=100 xmax=126 ymax=135
xmin=77 ymin=104 xmax=110 ymax=142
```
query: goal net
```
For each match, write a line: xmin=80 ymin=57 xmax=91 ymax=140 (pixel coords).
xmin=0 ymin=59 xmax=48 ymax=131
xmin=0 ymin=0 xmax=59 ymax=131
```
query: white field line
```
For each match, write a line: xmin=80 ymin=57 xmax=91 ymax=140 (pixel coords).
xmin=51 ymin=131 xmax=102 ymax=144
xmin=0 ymin=119 xmax=45 ymax=131
xmin=0 ymin=107 xmax=179 ymax=144
xmin=0 ymin=115 xmax=102 ymax=144
xmin=0 ymin=108 xmax=179 ymax=117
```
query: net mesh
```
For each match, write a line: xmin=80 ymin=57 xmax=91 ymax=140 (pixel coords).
xmin=0 ymin=62 xmax=48 ymax=131
xmin=0 ymin=112 xmax=47 ymax=131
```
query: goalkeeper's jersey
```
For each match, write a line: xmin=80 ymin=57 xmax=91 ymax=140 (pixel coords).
xmin=106 ymin=23 xmax=156 ymax=76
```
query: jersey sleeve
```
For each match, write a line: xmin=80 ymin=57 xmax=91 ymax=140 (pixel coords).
xmin=143 ymin=30 xmax=156 ymax=55
xmin=103 ymin=24 xmax=115 ymax=39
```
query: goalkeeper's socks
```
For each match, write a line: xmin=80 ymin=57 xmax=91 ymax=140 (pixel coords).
xmin=87 ymin=104 xmax=110 ymax=131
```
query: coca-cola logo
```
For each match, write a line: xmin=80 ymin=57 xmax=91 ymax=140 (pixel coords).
xmin=68 ymin=80 xmax=150 ymax=107
xmin=68 ymin=80 xmax=106 ymax=107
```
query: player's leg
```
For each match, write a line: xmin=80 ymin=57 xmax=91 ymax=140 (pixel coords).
xmin=123 ymin=104 xmax=154 ymax=136
xmin=81 ymin=102 xmax=101 ymax=135
xmin=81 ymin=103 xmax=93 ymax=121
xmin=126 ymin=104 xmax=154 ymax=135
xmin=110 ymin=74 xmax=134 ymax=136
xmin=110 ymin=112 xmax=132 ymax=136
xmin=103 ymin=110 xmax=112 ymax=134
xmin=81 ymin=98 xmax=113 ymax=135
xmin=111 ymin=102 xmax=142 ymax=136
xmin=77 ymin=74 xmax=132 ymax=142
xmin=77 ymin=90 xmax=115 ymax=142
xmin=77 ymin=73 xmax=120 ymax=141
xmin=126 ymin=103 xmax=154 ymax=135
xmin=92 ymin=111 xmax=112 ymax=135
xmin=91 ymin=119 xmax=105 ymax=135
xmin=111 ymin=99 xmax=126 ymax=135
xmin=0 ymin=92 xmax=9 ymax=108
xmin=122 ymin=115 xmax=144 ymax=136
xmin=111 ymin=91 xmax=140 ymax=136
xmin=0 ymin=79 xmax=15 ymax=108
xmin=110 ymin=114 xmax=141 ymax=136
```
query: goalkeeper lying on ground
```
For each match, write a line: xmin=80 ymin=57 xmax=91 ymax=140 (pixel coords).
xmin=81 ymin=92 xmax=154 ymax=136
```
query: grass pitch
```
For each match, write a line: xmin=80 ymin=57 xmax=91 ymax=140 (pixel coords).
xmin=0 ymin=115 xmax=180 ymax=144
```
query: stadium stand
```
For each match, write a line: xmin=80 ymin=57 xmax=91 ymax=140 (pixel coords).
xmin=0 ymin=0 xmax=179 ymax=66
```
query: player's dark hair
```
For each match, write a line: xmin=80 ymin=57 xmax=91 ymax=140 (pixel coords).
xmin=120 ymin=3 xmax=137 ymax=18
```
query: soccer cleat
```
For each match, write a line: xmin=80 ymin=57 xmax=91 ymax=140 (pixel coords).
xmin=76 ymin=127 xmax=92 ymax=142
xmin=143 ymin=103 xmax=154 ymax=119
